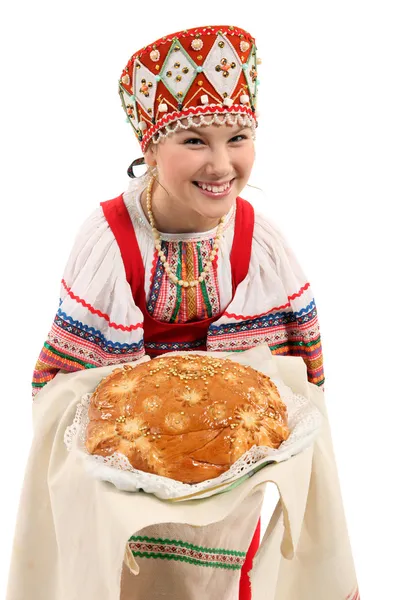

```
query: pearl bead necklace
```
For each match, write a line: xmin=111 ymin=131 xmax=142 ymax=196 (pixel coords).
xmin=146 ymin=175 xmax=225 ymax=288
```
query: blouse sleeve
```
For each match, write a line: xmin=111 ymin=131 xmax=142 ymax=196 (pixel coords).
xmin=31 ymin=207 xmax=145 ymax=400
xmin=252 ymin=213 xmax=325 ymax=388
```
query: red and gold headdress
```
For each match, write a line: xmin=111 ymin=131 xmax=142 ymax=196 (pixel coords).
xmin=119 ymin=25 xmax=261 ymax=152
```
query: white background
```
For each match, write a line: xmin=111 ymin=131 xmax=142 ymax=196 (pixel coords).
xmin=1 ymin=1 xmax=399 ymax=597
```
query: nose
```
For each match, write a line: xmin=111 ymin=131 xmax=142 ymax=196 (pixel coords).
xmin=203 ymin=145 xmax=232 ymax=180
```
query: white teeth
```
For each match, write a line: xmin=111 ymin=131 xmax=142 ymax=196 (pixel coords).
xmin=197 ymin=181 xmax=231 ymax=193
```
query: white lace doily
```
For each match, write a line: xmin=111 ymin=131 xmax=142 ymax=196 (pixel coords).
xmin=64 ymin=370 xmax=322 ymax=501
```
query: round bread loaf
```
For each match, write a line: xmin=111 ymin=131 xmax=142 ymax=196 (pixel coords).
xmin=85 ymin=354 xmax=289 ymax=484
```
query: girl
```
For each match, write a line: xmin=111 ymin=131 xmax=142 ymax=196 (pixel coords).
xmin=32 ymin=24 xmax=324 ymax=599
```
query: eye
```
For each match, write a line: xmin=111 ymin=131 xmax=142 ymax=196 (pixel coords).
xmin=182 ymin=134 xmax=248 ymax=145
xmin=183 ymin=138 xmax=204 ymax=145
xmin=230 ymin=134 xmax=248 ymax=142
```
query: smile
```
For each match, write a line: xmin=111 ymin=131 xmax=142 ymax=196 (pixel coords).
xmin=193 ymin=179 xmax=234 ymax=197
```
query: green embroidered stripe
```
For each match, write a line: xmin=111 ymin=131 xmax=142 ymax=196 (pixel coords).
xmin=171 ymin=242 xmax=183 ymax=322
xmin=128 ymin=535 xmax=246 ymax=556
xmin=305 ymin=337 xmax=322 ymax=348
xmin=43 ymin=342 xmax=97 ymax=369
xmin=197 ymin=241 xmax=213 ymax=317
xmin=130 ymin=551 xmax=242 ymax=570
xmin=295 ymin=336 xmax=322 ymax=349
xmin=269 ymin=337 xmax=321 ymax=352
xmin=32 ymin=381 xmax=48 ymax=389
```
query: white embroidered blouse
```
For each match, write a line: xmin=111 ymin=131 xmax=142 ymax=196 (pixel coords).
xmin=32 ymin=176 xmax=324 ymax=398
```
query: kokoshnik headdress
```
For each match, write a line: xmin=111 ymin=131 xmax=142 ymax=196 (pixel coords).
xmin=119 ymin=25 xmax=261 ymax=155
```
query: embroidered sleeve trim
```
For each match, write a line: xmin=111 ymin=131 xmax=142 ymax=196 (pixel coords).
xmin=62 ymin=279 xmax=143 ymax=331
xmin=223 ymin=282 xmax=311 ymax=321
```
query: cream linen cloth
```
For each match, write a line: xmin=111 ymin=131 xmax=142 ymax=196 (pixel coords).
xmin=7 ymin=345 xmax=359 ymax=600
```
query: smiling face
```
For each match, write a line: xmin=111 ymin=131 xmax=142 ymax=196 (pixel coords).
xmin=143 ymin=117 xmax=256 ymax=233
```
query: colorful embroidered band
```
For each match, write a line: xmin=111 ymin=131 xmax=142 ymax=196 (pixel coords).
xmin=119 ymin=25 xmax=261 ymax=152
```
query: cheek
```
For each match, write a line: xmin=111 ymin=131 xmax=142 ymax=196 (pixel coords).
xmin=157 ymin=152 xmax=182 ymax=188
xmin=236 ymin=147 xmax=255 ymax=177
xmin=160 ymin=149 xmax=202 ymax=184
